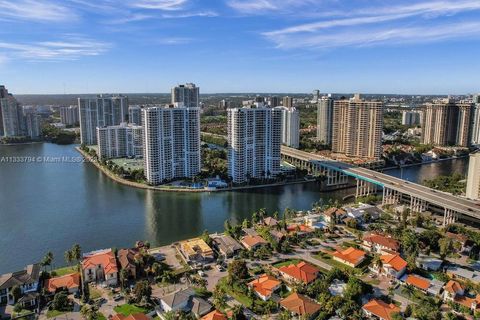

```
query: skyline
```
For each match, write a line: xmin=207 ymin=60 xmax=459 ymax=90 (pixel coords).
xmin=1 ymin=0 xmax=480 ymax=94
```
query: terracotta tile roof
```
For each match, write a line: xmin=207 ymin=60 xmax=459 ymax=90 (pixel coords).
xmin=248 ymin=274 xmax=281 ymax=298
xmin=454 ymin=295 xmax=480 ymax=309
xmin=381 ymin=254 xmax=407 ymax=272
xmin=286 ymin=224 xmax=314 ymax=233
xmin=82 ymin=248 xmax=118 ymax=275
xmin=111 ymin=313 xmax=149 ymax=320
xmin=332 ymin=247 xmax=366 ymax=266
xmin=263 ymin=217 xmax=279 ymax=226
xmin=445 ymin=232 xmax=468 ymax=243
xmin=362 ymin=299 xmax=400 ymax=320
xmin=241 ymin=235 xmax=268 ymax=249
xmin=324 ymin=207 xmax=346 ymax=217
xmin=280 ymin=293 xmax=321 ymax=316
xmin=118 ymin=248 xmax=139 ymax=270
xmin=45 ymin=273 xmax=81 ymax=293
xmin=363 ymin=234 xmax=400 ymax=251
xmin=405 ymin=274 xmax=430 ymax=291
xmin=445 ymin=280 xmax=464 ymax=294
xmin=201 ymin=310 xmax=227 ymax=320
xmin=277 ymin=261 xmax=319 ymax=284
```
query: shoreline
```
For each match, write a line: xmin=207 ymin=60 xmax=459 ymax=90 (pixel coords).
xmin=382 ymin=155 xmax=469 ymax=171
xmin=76 ymin=147 xmax=317 ymax=193
xmin=0 ymin=141 xmax=44 ymax=146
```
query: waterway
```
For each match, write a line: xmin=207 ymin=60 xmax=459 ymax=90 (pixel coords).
xmin=0 ymin=143 xmax=469 ymax=273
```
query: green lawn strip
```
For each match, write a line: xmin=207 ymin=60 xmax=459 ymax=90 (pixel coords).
xmin=51 ymin=266 xmax=78 ymax=276
xmin=218 ymin=278 xmax=254 ymax=308
xmin=113 ymin=304 xmax=149 ymax=316
xmin=47 ymin=309 xmax=67 ymax=318
xmin=313 ymin=252 xmax=364 ymax=275
xmin=272 ymin=259 xmax=302 ymax=268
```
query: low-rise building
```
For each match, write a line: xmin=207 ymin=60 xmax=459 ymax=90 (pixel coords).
xmin=446 ymin=265 xmax=480 ymax=284
xmin=201 ymin=310 xmax=228 ymax=320
xmin=118 ymin=248 xmax=138 ymax=279
xmin=45 ymin=273 xmax=81 ymax=294
xmin=280 ymin=293 xmax=321 ymax=320
xmin=362 ymin=299 xmax=400 ymax=320
xmin=403 ymin=274 xmax=443 ymax=296
xmin=81 ymin=248 xmax=118 ymax=286
xmin=211 ymin=234 xmax=243 ymax=258
xmin=240 ymin=235 xmax=268 ymax=251
xmin=159 ymin=288 xmax=212 ymax=317
xmin=323 ymin=207 xmax=346 ymax=224
xmin=443 ymin=280 xmax=465 ymax=302
xmin=378 ymin=254 xmax=407 ymax=279
xmin=277 ymin=261 xmax=320 ymax=285
xmin=248 ymin=274 xmax=281 ymax=301
xmin=179 ymin=238 xmax=215 ymax=263
xmin=332 ymin=247 xmax=367 ymax=268
xmin=0 ymin=264 xmax=40 ymax=306
xmin=362 ymin=233 xmax=400 ymax=254
xmin=262 ymin=217 xmax=279 ymax=227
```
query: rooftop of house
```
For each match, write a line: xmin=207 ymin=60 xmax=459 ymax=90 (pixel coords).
xmin=362 ymin=299 xmax=400 ymax=320
xmin=211 ymin=234 xmax=243 ymax=254
xmin=381 ymin=254 xmax=407 ymax=272
xmin=180 ymin=238 xmax=214 ymax=256
xmin=445 ymin=280 xmax=464 ymax=294
xmin=249 ymin=274 xmax=281 ymax=298
xmin=45 ymin=273 xmax=81 ymax=293
xmin=263 ymin=217 xmax=279 ymax=226
xmin=324 ymin=207 xmax=346 ymax=217
xmin=118 ymin=248 xmax=139 ymax=270
xmin=82 ymin=248 xmax=118 ymax=274
xmin=405 ymin=274 xmax=430 ymax=291
xmin=0 ymin=263 xmax=41 ymax=290
xmin=111 ymin=313 xmax=149 ymax=320
xmin=201 ymin=310 xmax=227 ymax=320
xmin=447 ymin=265 xmax=480 ymax=282
xmin=277 ymin=261 xmax=319 ymax=284
xmin=332 ymin=247 xmax=366 ymax=265
xmin=280 ymin=293 xmax=321 ymax=316
xmin=363 ymin=233 xmax=400 ymax=251
xmin=286 ymin=224 xmax=314 ymax=233
xmin=241 ymin=235 xmax=268 ymax=248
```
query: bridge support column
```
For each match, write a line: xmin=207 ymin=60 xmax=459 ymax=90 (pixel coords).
xmin=410 ymin=196 xmax=427 ymax=213
xmin=326 ymin=168 xmax=348 ymax=187
xmin=443 ymin=208 xmax=458 ymax=226
xmin=356 ymin=179 xmax=377 ymax=198
xmin=382 ymin=187 xmax=401 ymax=206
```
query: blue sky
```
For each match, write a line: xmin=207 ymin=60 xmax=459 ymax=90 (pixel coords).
xmin=1 ymin=0 xmax=480 ymax=94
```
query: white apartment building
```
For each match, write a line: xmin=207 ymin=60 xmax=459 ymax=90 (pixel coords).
xmin=0 ymin=85 xmax=24 ymax=137
xmin=143 ymin=104 xmax=201 ymax=185
xmin=59 ymin=105 xmax=79 ymax=126
xmin=78 ymin=95 xmax=129 ymax=145
xmin=402 ymin=110 xmax=421 ymax=126
xmin=97 ymin=123 xmax=143 ymax=160
xmin=227 ymin=103 xmax=282 ymax=184
xmin=171 ymin=83 xmax=199 ymax=108
xmin=280 ymin=106 xmax=300 ymax=148
xmin=466 ymin=152 xmax=480 ymax=200
xmin=128 ymin=105 xmax=142 ymax=125
xmin=316 ymin=95 xmax=333 ymax=145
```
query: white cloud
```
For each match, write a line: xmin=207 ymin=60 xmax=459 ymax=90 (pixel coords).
xmin=155 ymin=37 xmax=193 ymax=44
xmin=0 ymin=36 xmax=110 ymax=61
xmin=0 ymin=0 xmax=76 ymax=22
xmin=129 ymin=0 xmax=188 ymax=10
xmin=227 ymin=0 xmax=319 ymax=14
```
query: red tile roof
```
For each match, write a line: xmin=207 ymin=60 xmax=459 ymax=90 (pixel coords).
xmin=445 ymin=280 xmax=464 ymax=294
xmin=241 ymin=235 xmax=267 ymax=249
xmin=248 ymin=274 xmax=281 ymax=298
xmin=286 ymin=224 xmax=314 ymax=233
xmin=81 ymin=248 xmax=118 ymax=275
xmin=332 ymin=247 xmax=366 ymax=266
xmin=362 ymin=299 xmax=400 ymax=320
xmin=45 ymin=273 xmax=81 ymax=293
xmin=380 ymin=254 xmax=407 ymax=272
xmin=111 ymin=313 xmax=149 ymax=320
xmin=363 ymin=234 xmax=400 ymax=251
xmin=280 ymin=293 xmax=321 ymax=316
xmin=201 ymin=310 xmax=227 ymax=320
xmin=277 ymin=261 xmax=319 ymax=284
xmin=405 ymin=274 xmax=430 ymax=291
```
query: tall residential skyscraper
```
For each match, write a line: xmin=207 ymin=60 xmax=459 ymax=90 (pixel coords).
xmin=332 ymin=94 xmax=383 ymax=159
xmin=227 ymin=103 xmax=282 ymax=184
xmin=401 ymin=110 xmax=421 ymax=126
xmin=269 ymin=96 xmax=280 ymax=107
xmin=466 ymin=152 xmax=480 ymax=200
xmin=281 ymin=107 xmax=300 ymax=148
xmin=143 ymin=104 xmax=201 ymax=185
xmin=471 ymin=96 xmax=480 ymax=145
xmin=316 ymin=95 xmax=334 ymax=145
xmin=0 ymin=85 xmax=24 ymax=137
xmin=283 ymin=96 xmax=293 ymax=109
xmin=312 ymin=90 xmax=320 ymax=103
xmin=78 ymin=95 xmax=129 ymax=145
xmin=24 ymin=110 xmax=42 ymax=139
xmin=59 ymin=105 xmax=79 ymax=126
xmin=171 ymin=83 xmax=199 ymax=108
xmin=128 ymin=105 xmax=142 ymax=125
xmin=421 ymin=98 xmax=473 ymax=147
xmin=97 ymin=123 xmax=143 ymax=160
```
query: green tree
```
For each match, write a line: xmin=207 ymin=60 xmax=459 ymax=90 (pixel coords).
xmin=11 ymin=286 xmax=22 ymax=303
xmin=133 ymin=280 xmax=152 ymax=303
xmin=52 ymin=292 xmax=70 ymax=311
xmin=227 ymin=259 xmax=249 ymax=284
xmin=42 ymin=251 xmax=54 ymax=272
xmin=64 ymin=250 xmax=73 ymax=266
xmin=213 ymin=286 xmax=227 ymax=310
xmin=439 ymin=237 xmax=454 ymax=260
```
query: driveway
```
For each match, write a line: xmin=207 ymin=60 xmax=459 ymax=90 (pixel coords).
xmin=148 ymin=245 xmax=183 ymax=271
xmin=204 ymin=266 xmax=228 ymax=291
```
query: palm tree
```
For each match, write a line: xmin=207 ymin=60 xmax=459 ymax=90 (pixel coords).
xmin=71 ymin=244 xmax=82 ymax=269
xmin=372 ymin=255 xmax=383 ymax=274
xmin=64 ymin=250 xmax=73 ymax=267
xmin=42 ymin=251 xmax=54 ymax=272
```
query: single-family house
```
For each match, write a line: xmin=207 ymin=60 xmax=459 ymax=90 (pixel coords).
xmin=332 ymin=247 xmax=367 ymax=268
xmin=112 ymin=313 xmax=149 ymax=320
xmin=378 ymin=254 xmax=407 ymax=279
xmin=81 ymin=248 xmax=118 ymax=286
xmin=248 ymin=274 xmax=281 ymax=301
xmin=403 ymin=274 xmax=443 ymax=296
xmin=362 ymin=299 xmax=400 ymax=320
xmin=323 ymin=208 xmax=346 ymax=224
xmin=118 ymin=248 xmax=138 ymax=279
xmin=443 ymin=280 xmax=464 ymax=302
xmin=45 ymin=273 xmax=81 ymax=294
xmin=445 ymin=232 xmax=473 ymax=254
xmin=262 ymin=217 xmax=279 ymax=227
xmin=286 ymin=224 xmax=314 ymax=237
xmin=280 ymin=293 xmax=321 ymax=320
xmin=446 ymin=265 xmax=480 ymax=285
xmin=242 ymin=228 xmax=260 ymax=237
xmin=201 ymin=310 xmax=227 ymax=320
xmin=277 ymin=261 xmax=319 ymax=285
xmin=0 ymin=264 xmax=40 ymax=307
xmin=240 ymin=235 xmax=268 ymax=251
xmin=211 ymin=234 xmax=243 ymax=258
xmin=362 ymin=234 xmax=400 ymax=254
xmin=179 ymin=238 xmax=215 ymax=263
xmin=270 ymin=229 xmax=287 ymax=243
xmin=159 ymin=288 xmax=212 ymax=317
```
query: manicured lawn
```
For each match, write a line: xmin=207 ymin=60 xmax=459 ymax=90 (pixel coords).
xmin=313 ymin=252 xmax=360 ymax=274
xmin=217 ymin=278 xmax=254 ymax=308
xmin=113 ymin=304 xmax=149 ymax=316
xmin=89 ymin=286 xmax=103 ymax=300
xmin=47 ymin=309 xmax=67 ymax=318
xmin=272 ymin=259 xmax=302 ymax=268
xmin=52 ymin=266 xmax=78 ymax=276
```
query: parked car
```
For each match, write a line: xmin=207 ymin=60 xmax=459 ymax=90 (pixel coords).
xmin=113 ymin=294 xmax=123 ymax=301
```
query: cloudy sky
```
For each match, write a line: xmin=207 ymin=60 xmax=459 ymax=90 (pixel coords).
xmin=1 ymin=0 xmax=480 ymax=94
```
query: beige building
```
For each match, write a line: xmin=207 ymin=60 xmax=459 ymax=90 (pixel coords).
xmin=422 ymin=98 xmax=473 ymax=147
xmin=332 ymin=94 xmax=383 ymax=159
xmin=466 ymin=153 xmax=480 ymax=200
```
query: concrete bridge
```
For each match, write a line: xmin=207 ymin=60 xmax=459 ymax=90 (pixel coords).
xmin=281 ymin=146 xmax=480 ymax=225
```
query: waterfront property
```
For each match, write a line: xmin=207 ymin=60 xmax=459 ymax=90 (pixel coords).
xmin=0 ymin=264 xmax=40 ymax=306
xmin=280 ymin=293 xmax=321 ymax=319
xmin=45 ymin=273 xmax=81 ymax=294
xmin=179 ymin=238 xmax=215 ymax=263
xmin=81 ymin=248 xmax=119 ymax=286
